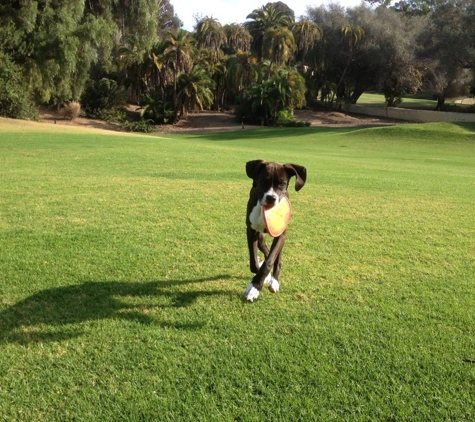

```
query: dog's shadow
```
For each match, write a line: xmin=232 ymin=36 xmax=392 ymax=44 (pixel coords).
xmin=0 ymin=276 xmax=236 ymax=345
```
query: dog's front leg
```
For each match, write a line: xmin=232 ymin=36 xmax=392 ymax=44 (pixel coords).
xmin=245 ymin=232 xmax=286 ymax=301
xmin=259 ymin=232 xmax=286 ymax=293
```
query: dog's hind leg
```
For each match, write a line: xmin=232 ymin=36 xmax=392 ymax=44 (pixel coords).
xmin=247 ymin=227 xmax=261 ymax=274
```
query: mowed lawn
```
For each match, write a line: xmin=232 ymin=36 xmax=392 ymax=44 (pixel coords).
xmin=1 ymin=119 xmax=474 ymax=420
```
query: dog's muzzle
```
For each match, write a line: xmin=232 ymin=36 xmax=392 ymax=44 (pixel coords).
xmin=261 ymin=193 xmax=279 ymax=210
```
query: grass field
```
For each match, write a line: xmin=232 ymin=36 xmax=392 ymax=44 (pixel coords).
xmin=1 ymin=119 xmax=475 ymax=420
xmin=358 ymin=92 xmax=472 ymax=110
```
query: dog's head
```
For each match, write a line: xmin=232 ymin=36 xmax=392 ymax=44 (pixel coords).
xmin=246 ymin=160 xmax=307 ymax=209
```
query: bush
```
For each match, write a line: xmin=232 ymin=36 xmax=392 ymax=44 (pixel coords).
xmin=281 ymin=120 xmax=311 ymax=127
xmin=80 ymin=78 xmax=127 ymax=118
xmin=0 ymin=52 xmax=37 ymax=120
xmin=138 ymin=95 xmax=174 ymax=124
xmin=59 ymin=101 xmax=81 ymax=120
xmin=98 ymin=108 xmax=126 ymax=123
xmin=276 ymin=108 xmax=311 ymax=127
xmin=120 ymin=118 xmax=154 ymax=133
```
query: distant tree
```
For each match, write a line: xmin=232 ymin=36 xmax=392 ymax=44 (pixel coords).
xmin=262 ymin=26 xmax=296 ymax=70
xmin=0 ymin=0 xmax=116 ymax=104
xmin=194 ymin=17 xmax=226 ymax=62
xmin=235 ymin=67 xmax=305 ymax=125
xmin=393 ymin=0 xmax=435 ymax=16
xmin=163 ymin=30 xmax=196 ymax=120
xmin=156 ymin=0 xmax=182 ymax=37
xmin=101 ymin=0 xmax=161 ymax=49
xmin=177 ymin=65 xmax=215 ymax=118
xmin=245 ymin=2 xmax=295 ymax=57
xmin=307 ymin=4 xmax=422 ymax=106
xmin=417 ymin=0 xmax=475 ymax=109
xmin=292 ymin=19 xmax=322 ymax=63
xmin=224 ymin=24 xmax=252 ymax=54
xmin=0 ymin=52 xmax=37 ymax=119
xmin=226 ymin=52 xmax=259 ymax=99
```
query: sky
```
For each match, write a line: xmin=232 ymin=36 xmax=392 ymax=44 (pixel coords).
xmin=171 ymin=0 xmax=365 ymax=31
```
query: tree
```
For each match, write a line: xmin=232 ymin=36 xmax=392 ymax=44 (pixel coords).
xmin=417 ymin=0 xmax=475 ymax=109
xmin=235 ymin=67 xmax=306 ymax=125
xmin=223 ymin=24 xmax=252 ymax=54
xmin=177 ymin=65 xmax=215 ymax=118
xmin=245 ymin=2 xmax=295 ymax=57
xmin=262 ymin=26 xmax=296 ymax=70
xmin=306 ymin=4 xmax=422 ymax=106
xmin=194 ymin=17 xmax=226 ymax=62
xmin=226 ymin=52 xmax=259 ymax=100
xmin=156 ymin=0 xmax=182 ymax=37
xmin=163 ymin=30 xmax=196 ymax=120
xmin=0 ymin=0 xmax=117 ymax=104
xmin=292 ymin=19 xmax=323 ymax=63
xmin=0 ymin=52 xmax=37 ymax=119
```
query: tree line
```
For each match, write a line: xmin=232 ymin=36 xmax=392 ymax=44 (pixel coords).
xmin=1 ymin=0 xmax=474 ymax=127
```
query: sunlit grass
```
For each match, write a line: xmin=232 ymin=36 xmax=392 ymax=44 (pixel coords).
xmin=1 ymin=120 xmax=475 ymax=420
xmin=357 ymin=92 xmax=472 ymax=109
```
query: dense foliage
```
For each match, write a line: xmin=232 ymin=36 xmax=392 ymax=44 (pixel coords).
xmin=0 ymin=0 xmax=474 ymax=124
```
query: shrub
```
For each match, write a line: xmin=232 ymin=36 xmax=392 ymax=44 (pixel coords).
xmin=138 ymin=95 xmax=175 ymax=124
xmin=80 ymin=78 xmax=127 ymax=118
xmin=0 ymin=52 xmax=37 ymax=120
xmin=276 ymin=108 xmax=311 ymax=127
xmin=98 ymin=108 xmax=126 ymax=123
xmin=59 ymin=101 xmax=81 ymax=120
xmin=120 ymin=118 xmax=154 ymax=133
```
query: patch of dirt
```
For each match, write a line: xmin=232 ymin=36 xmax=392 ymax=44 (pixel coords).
xmin=39 ymin=107 xmax=122 ymax=132
xmin=38 ymin=106 xmax=400 ymax=135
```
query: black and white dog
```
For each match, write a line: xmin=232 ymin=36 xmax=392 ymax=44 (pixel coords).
xmin=245 ymin=160 xmax=307 ymax=301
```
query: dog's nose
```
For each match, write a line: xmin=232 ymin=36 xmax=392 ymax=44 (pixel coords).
xmin=264 ymin=195 xmax=276 ymax=205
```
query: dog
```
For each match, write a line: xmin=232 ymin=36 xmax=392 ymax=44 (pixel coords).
xmin=244 ymin=160 xmax=307 ymax=301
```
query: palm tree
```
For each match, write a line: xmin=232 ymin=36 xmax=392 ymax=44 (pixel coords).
xmin=196 ymin=48 xmax=227 ymax=110
xmin=163 ymin=30 xmax=196 ymax=120
xmin=336 ymin=24 xmax=365 ymax=100
xmin=117 ymin=35 xmax=150 ymax=103
xmin=194 ymin=17 xmax=227 ymax=63
xmin=245 ymin=3 xmax=294 ymax=57
xmin=292 ymin=19 xmax=323 ymax=63
xmin=150 ymin=41 xmax=172 ymax=102
xmin=224 ymin=23 xmax=252 ymax=54
xmin=177 ymin=65 xmax=215 ymax=118
xmin=262 ymin=26 xmax=296 ymax=77
xmin=226 ymin=52 xmax=259 ymax=98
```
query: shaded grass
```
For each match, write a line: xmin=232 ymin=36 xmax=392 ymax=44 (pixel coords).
xmin=1 ymin=121 xmax=475 ymax=420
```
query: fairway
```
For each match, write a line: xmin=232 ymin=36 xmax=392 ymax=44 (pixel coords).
xmin=1 ymin=120 xmax=475 ymax=420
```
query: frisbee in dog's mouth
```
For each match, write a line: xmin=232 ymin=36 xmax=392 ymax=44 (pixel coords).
xmin=263 ymin=197 xmax=292 ymax=237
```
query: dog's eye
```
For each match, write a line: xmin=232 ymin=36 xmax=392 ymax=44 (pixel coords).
xmin=278 ymin=181 xmax=287 ymax=188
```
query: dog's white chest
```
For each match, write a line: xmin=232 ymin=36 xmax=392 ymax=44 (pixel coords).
xmin=249 ymin=201 xmax=266 ymax=233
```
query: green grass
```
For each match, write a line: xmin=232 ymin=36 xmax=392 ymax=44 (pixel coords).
xmin=358 ymin=92 xmax=472 ymax=109
xmin=1 ymin=120 xmax=475 ymax=420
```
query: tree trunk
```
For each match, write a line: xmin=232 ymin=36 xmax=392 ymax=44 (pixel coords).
xmin=435 ymin=94 xmax=445 ymax=111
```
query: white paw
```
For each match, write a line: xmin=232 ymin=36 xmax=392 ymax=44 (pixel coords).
xmin=244 ymin=284 xmax=260 ymax=302
xmin=263 ymin=272 xmax=273 ymax=286
xmin=268 ymin=277 xmax=280 ymax=293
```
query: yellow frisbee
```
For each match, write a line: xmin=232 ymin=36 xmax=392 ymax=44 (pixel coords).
xmin=263 ymin=197 xmax=292 ymax=237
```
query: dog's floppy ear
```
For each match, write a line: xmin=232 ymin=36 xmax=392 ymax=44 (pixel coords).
xmin=284 ymin=163 xmax=307 ymax=191
xmin=246 ymin=159 xmax=266 ymax=180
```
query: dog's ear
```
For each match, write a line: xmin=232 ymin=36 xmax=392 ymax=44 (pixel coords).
xmin=284 ymin=163 xmax=307 ymax=191
xmin=246 ymin=160 xmax=266 ymax=180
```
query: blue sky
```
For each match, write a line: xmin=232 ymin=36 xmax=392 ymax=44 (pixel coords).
xmin=171 ymin=0 xmax=366 ymax=31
